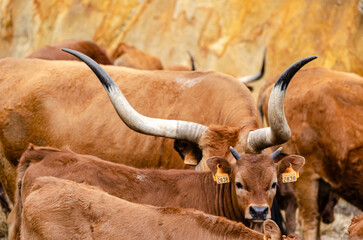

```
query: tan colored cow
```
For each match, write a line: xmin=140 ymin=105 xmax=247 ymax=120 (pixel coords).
xmin=348 ymin=214 xmax=363 ymax=240
xmin=112 ymin=43 xmax=197 ymax=71
xmin=111 ymin=42 xmax=164 ymax=70
xmin=259 ymin=67 xmax=363 ymax=240
xmin=0 ymin=50 xmax=315 ymax=206
xmin=9 ymin=144 xmax=304 ymax=239
xmin=20 ymin=176 xmax=300 ymax=240
xmin=27 ymin=39 xmax=112 ymax=65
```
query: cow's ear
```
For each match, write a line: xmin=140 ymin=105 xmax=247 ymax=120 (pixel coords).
xmin=276 ymin=155 xmax=305 ymax=176
xmin=206 ymin=157 xmax=232 ymax=175
xmin=263 ymin=219 xmax=282 ymax=240
xmin=173 ymin=140 xmax=202 ymax=166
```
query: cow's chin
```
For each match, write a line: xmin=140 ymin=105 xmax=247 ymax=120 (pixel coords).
xmin=250 ymin=221 xmax=264 ymax=232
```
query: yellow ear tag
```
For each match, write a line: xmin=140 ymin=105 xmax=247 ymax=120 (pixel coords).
xmin=213 ymin=164 xmax=230 ymax=184
xmin=282 ymin=163 xmax=299 ymax=183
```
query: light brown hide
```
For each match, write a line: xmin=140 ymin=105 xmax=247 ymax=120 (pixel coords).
xmin=20 ymin=176 xmax=292 ymax=240
xmin=112 ymin=42 xmax=164 ymax=70
xmin=0 ymin=57 xmax=262 ymax=203
xmin=9 ymin=145 xmax=303 ymax=239
xmin=259 ymin=67 xmax=363 ymax=239
xmin=112 ymin=42 xmax=193 ymax=71
xmin=27 ymin=40 xmax=113 ymax=65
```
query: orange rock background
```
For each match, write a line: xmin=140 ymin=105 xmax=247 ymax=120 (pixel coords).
xmin=1 ymin=0 xmax=362 ymax=97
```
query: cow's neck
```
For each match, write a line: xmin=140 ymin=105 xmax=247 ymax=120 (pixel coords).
xmin=212 ymin=176 xmax=247 ymax=225
xmin=179 ymin=172 xmax=246 ymax=224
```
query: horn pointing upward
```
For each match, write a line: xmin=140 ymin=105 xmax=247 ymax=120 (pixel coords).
xmin=246 ymin=55 xmax=317 ymax=152
xmin=237 ymin=47 xmax=267 ymax=84
xmin=62 ymin=48 xmax=207 ymax=144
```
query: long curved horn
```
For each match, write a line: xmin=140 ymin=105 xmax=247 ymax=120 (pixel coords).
xmin=246 ymin=55 xmax=317 ymax=152
xmin=62 ymin=48 xmax=207 ymax=144
xmin=238 ymin=47 xmax=266 ymax=84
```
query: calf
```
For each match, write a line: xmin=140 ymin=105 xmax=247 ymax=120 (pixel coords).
xmin=21 ymin=177 xmax=300 ymax=240
xmin=10 ymin=144 xmax=304 ymax=239
xmin=27 ymin=39 xmax=112 ymax=65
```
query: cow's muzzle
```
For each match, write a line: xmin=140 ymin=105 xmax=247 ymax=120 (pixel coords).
xmin=249 ymin=206 xmax=269 ymax=220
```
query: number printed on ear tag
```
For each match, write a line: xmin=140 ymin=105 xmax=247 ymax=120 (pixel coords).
xmin=213 ymin=164 xmax=230 ymax=184
xmin=282 ymin=163 xmax=299 ymax=183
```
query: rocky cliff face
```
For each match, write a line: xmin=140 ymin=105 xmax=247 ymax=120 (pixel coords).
xmin=1 ymin=0 xmax=362 ymax=96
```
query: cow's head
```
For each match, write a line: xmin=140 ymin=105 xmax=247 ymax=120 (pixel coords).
xmin=207 ymin=147 xmax=304 ymax=225
xmin=62 ymin=48 xmax=316 ymax=171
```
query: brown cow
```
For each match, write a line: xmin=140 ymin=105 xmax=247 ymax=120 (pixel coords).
xmin=348 ymin=213 xmax=363 ymax=240
xmin=0 ymin=49 xmax=315 ymax=206
xmin=112 ymin=43 xmax=195 ymax=71
xmin=259 ymin=67 xmax=363 ymax=240
xmin=26 ymin=39 xmax=112 ymax=65
xmin=20 ymin=176 xmax=299 ymax=240
xmin=111 ymin=42 xmax=164 ymax=70
xmin=8 ymin=144 xmax=304 ymax=239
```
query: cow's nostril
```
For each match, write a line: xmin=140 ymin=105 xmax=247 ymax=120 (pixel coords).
xmin=249 ymin=206 xmax=256 ymax=215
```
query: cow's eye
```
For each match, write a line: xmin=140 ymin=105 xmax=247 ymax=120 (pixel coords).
xmin=236 ymin=182 xmax=243 ymax=189
xmin=271 ymin=182 xmax=277 ymax=190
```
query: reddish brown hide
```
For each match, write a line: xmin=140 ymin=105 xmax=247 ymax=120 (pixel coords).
xmin=259 ymin=67 xmax=363 ymax=240
xmin=27 ymin=39 xmax=112 ymax=65
xmin=8 ymin=145 xmax=304 ymax=240
xmin=20 ymin=176 xmax=297 ymax=240
xmin=0 ymin=57 xmax=261 ymax=202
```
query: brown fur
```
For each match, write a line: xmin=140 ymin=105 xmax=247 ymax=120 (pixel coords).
xmin=0 ymin=57 xmax=262 ymax=203
xmin=112 ymin=43 xmax=193 ymax=71
xmin=111 ymin=42 xmax=164 ymax=70
xmin=165 ymin=65 xmax=192 ymax=71
xmin=259 ymin=67 xmax=363 ymax=239
xmin=348 ymin=214 xmax=363 ymax=240
xmin=20 ymin=176 xmax=292 ymax=240
xmin=27 ymin=40 xmax=112 ymax=65
xmin=318 ymin=179 xmax=339 ymax=224
xmin=276 ymin=178 xmax=339 ymax=235
xmin=9 ymin=145 xmax=304 ymax=240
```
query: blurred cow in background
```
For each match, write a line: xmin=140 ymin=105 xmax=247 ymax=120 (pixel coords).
xmin=26 ymin=39 xmax=113 ymax=65
xmin=259 ymin=67 xmax=363 ymax=240
xmin=111 ymin=42 xmax=164 ymax=70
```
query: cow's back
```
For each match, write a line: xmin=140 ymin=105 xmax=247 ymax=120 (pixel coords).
xmin=27 ymin=40 xmax=112 ymax=65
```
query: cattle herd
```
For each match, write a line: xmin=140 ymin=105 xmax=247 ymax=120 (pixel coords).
xmin=0 ymin=39 xmax=361 ymax=240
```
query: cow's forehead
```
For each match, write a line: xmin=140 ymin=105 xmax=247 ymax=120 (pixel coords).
xmin=234 ymin=154 xmax=276 ymax=184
